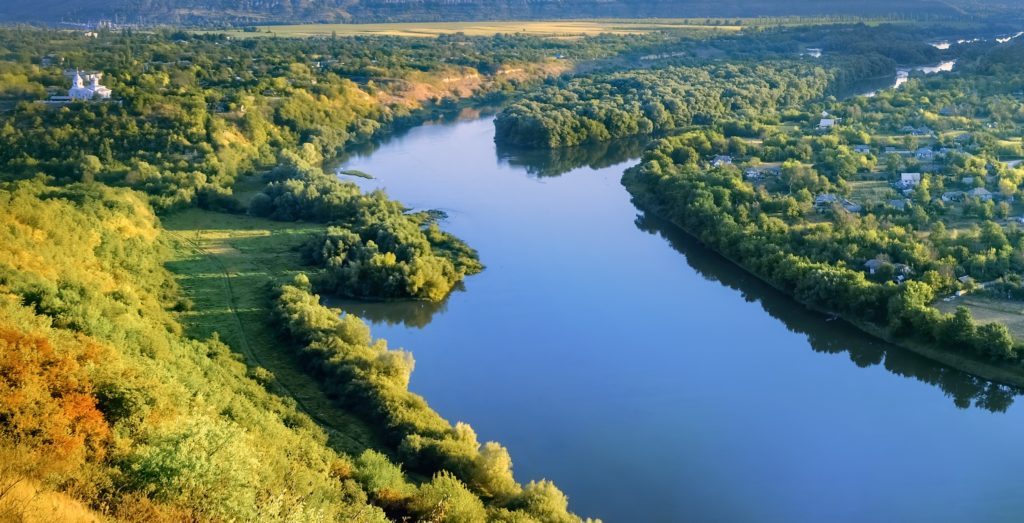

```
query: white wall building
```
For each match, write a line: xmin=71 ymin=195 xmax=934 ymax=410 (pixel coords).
xmin=68 ymin=70 xmax=112 ymax=100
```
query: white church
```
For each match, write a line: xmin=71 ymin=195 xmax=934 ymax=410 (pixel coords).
xmin=68 ymin=70 xmax=112 ymax=100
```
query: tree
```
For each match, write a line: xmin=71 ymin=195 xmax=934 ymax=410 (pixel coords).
xmin=409 ymin=472 xmax=487 ymax=523
xmin=977 ymin=323 xmax=1016 ymax=360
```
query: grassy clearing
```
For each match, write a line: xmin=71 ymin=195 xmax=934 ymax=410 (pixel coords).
xmin=161 ymin=205 xmax=391 ymax=457
xmin=849 ymin=179 xmax=894 ymax=206
xmin=935 ymin=294 xmax=1024 ymax=341
xmin=214 ymin=19 xmax=744 ymax=38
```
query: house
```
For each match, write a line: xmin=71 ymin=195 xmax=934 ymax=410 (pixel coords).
xmin=814 ymin=194 xmax=839 ymax=211
xmin=900 ymin=173 xmax=922 ymax=187
xmin=711 ymin=155 xmax=733 ymax=167
xmin=843 ymin=200 xmax=862 ymax=213
xmin=893 ymin=264 xmax=913 ymax=282
xmin=744 ymin=168 xmax=761 ymax=180
xmin=915 ymin=147 xmax=936 ymax=161
xmin=901 ymin=126 xmax=932 ymax=136
xmin=941 ymin=191 xmax=964 ymax=202
xmin=818 ymin=118 xmax=836 ymax=130
xmin=40 ymin=54 xmax=62 ymax=67
xmin=961 ymin=176 xmax=975 ymax=187
xmin=864 ymin=259 xmax=885 ymax=275
xmin=853 ymin=145 xmax=871 ymax=154
xmin=968 ymin=187 xmax=993 ymax=201
xmin=888 ymin=199 xmax=911 ymax=211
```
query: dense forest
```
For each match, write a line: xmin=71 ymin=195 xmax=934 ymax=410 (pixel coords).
xmin=494 ymin=24 xmax=948 ymax=149
xmin=495 ymin=62 xmax=832 ymax=148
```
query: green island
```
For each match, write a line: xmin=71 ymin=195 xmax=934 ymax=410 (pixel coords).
xmin=3 ymin=5 xmax=1024 ymax=522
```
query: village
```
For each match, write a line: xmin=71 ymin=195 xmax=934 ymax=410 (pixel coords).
xmin=704 ymin=90 xmax=1024 ymax=318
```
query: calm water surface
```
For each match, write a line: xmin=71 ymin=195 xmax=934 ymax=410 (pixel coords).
xmin=852 ymin=60 xmax=957 ymax=98
xmin=334 ymin=116 xmax=1024 ymax=522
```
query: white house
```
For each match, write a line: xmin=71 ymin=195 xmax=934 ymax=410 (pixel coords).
xmin=68 ymin=70 xmax=112 ymax=101
xmin=818 ymin=118 xmax=836 ymax=130
xmin=900 ymin=173 xmax=922 ymax=187
xmin=711 ymin=155 xmax=733 ymax=167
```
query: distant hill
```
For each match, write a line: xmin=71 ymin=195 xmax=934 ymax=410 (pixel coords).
xmin=0 ymin=0 xmax=1012 ymax=26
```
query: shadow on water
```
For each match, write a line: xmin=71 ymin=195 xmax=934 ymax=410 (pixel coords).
xmin=496 ymin=135 xmax=650 ymax=178
xmin=634 ymin=211 xmax=1021 ymax=413
xmin=323 ymin=286 xmax=458 ymax=330
xmin=331 ymin=107 xmax=501 ymax=168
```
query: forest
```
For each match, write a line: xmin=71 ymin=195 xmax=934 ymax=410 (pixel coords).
xmin=494 ymin=24 xmax=950 ymax=149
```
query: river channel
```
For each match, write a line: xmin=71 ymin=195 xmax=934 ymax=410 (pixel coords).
xmin=332 ymin=115 xmax=1024 ymax=522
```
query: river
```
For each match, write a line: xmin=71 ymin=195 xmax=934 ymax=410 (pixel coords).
xmin=333 ymin=115 xmax=1024 ymax=522
xmin=851 ymin=60 xmax=957 ymax=98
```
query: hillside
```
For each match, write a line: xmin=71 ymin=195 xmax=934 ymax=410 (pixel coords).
xmin=0 ymin=0 xmax=1000 ymax=26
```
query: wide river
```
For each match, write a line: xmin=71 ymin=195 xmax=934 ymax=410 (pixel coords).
xmin=335 ymin=115 xmax=1024 ymax=522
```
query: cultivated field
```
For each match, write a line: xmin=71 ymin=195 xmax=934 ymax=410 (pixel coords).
xmin=220 ymin=19 xmax=744 ymax=38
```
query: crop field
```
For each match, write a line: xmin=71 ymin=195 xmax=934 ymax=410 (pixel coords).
xmin=218 ymin=19 xmax=745 ymax=38
xmin=849 ymin=180 xmax=894 ymax=206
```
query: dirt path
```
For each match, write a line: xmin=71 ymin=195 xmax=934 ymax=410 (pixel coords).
xmin=166 ymin=230 xmax=373 ymax=451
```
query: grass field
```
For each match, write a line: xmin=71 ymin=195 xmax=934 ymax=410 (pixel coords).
xmin=849 ymin=179 xmax=895 ymax=206
xmin=935 ymin=294 xmax=1024 ymax=341
xmin=161 ymin=190 xmax=392 ymax=458
xmin=217 ymin=19 xmax=744 ymax=38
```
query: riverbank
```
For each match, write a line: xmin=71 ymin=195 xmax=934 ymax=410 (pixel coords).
xmin=622 ymin=171 xmax=1024 ymax=390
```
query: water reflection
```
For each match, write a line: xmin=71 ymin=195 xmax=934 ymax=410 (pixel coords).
xmin=332 ymin=107 xmax=498 ymax=167
xmin=633 ymin=211 xmax=1020 ymax=413
xmin=496 ymin=135 xmax=650 ymax=178
xmin=324 ymin=293 xmax=453 ymax=329
xmin=842 ymin=60 xmax=957 ymax=99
